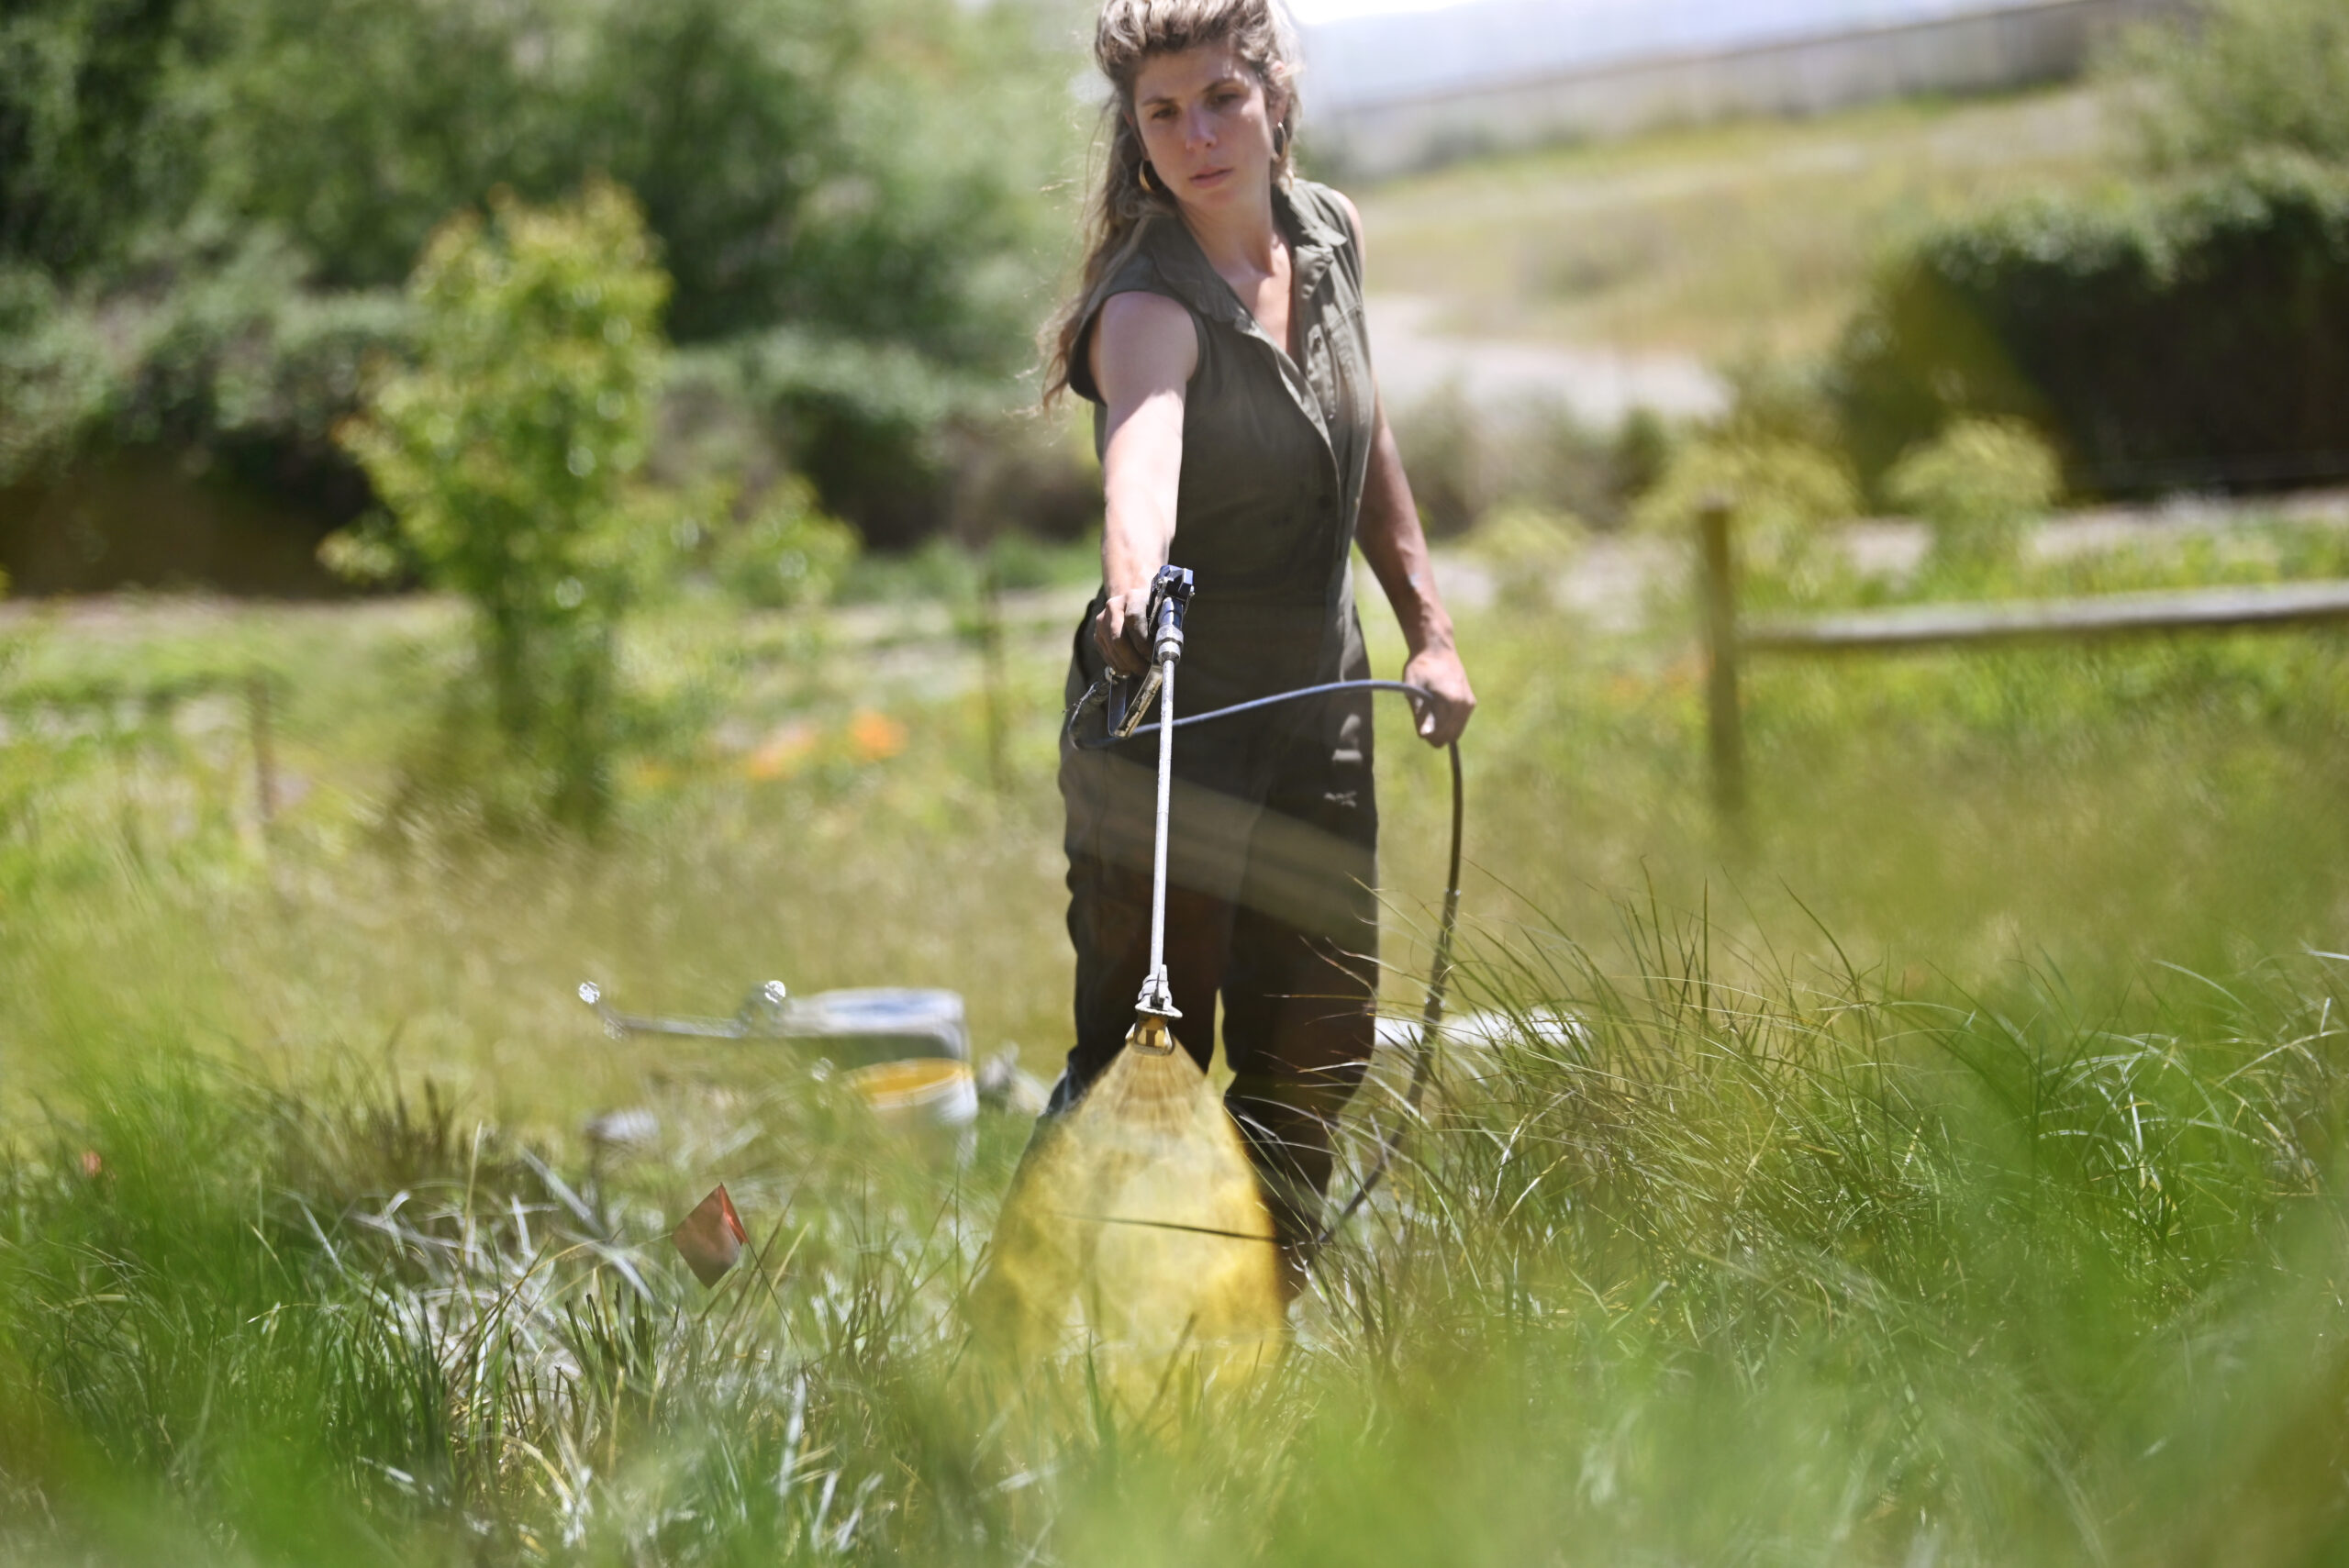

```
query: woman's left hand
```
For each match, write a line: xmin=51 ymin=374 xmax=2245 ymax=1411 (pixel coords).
xmin=1402 ymin=642 xmax=1475 ymax=747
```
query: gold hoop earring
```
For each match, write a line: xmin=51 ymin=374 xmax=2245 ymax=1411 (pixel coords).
xmin=1273 ymin=125 xmax=1289 ymax=161
xmin=1137 ymin=160 xmax=1163 ymax=195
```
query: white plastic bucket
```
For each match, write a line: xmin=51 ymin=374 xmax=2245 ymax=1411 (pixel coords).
xmin=785 ymin=987 xmax=968 ymax=1066
xmin=843 ymin=1056 xmax=979 ymax=1163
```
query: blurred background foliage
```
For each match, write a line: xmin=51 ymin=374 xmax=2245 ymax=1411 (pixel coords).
xmin=1886 ymin=417 xmax=2064 ymax=575
xmin=1825 ymin=0 xmax=2349 ymax=507
xmin=1831 ymin=150 xmax=2349 ymax=502
xmin=2113 ymin=0 xmax=2349 ymax=169
xmin=0 ymin=0 xmax=1089 ymax=589
xmin=6 ymin=0 xmax=2349 ymax=595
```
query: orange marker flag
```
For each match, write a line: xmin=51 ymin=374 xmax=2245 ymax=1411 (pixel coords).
xmin=673 ymin=1184 xmax=748 ymax=1287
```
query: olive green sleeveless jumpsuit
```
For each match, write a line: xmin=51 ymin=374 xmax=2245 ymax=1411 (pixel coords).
xmin=1055 ymin=177 xmax=1381 ymax=1256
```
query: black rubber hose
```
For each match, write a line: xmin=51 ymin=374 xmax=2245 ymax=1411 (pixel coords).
xmin=1314 ymin=734 xmax=1459 ymax=1253
xmin=1065 ymin=676 xmax=1439 ymax=749
xmin=1063 ymin=675 xmax=1464 ymax=1252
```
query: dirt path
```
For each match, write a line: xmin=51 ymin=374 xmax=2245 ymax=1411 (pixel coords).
xmin=1367 ymin=294 xmax=1726 ymax=428
xmin=1428 ymin=489 xmax=2349 ymax=630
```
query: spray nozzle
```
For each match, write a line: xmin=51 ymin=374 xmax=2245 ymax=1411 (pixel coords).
xmin=1134 ymin=967 xmax=1180 ymax=1023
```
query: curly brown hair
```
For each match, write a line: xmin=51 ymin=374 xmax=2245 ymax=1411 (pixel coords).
xmin=1041 ymin=0 xmax=1301 ymax=406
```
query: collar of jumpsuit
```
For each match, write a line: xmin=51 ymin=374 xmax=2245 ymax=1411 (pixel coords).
xmin=1132 ymin=177 xmax=1355 ymax=473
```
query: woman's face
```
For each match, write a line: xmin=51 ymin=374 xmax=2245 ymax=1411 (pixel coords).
xmin=1130 ymin=42 xmax=1283 ymax=216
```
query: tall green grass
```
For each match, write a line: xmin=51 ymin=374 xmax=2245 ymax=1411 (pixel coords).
xmin=6 ymin=526 xmax=2349 ymax=1561
xmin=6 ymin=915 xmax=2349 ymax=1562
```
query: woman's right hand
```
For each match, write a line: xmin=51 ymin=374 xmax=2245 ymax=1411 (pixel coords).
xmin=1092 ymin=587 xmax=1156 ymax=676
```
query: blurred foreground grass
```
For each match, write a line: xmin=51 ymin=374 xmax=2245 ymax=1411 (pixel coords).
xmin=6 ymin=517 xmax=2349 ymax=1562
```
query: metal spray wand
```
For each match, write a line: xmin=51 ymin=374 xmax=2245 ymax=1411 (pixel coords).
xmin=1112 ymin=566 xmax=1193 ymax=1046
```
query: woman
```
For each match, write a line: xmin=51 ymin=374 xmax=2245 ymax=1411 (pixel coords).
xmin=1045 ymin=0 xmax=1474 ymax=1285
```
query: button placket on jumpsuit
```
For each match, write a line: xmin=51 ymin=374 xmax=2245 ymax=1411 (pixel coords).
xmin=1052 ymin=180 xmax=1384 ymax=1256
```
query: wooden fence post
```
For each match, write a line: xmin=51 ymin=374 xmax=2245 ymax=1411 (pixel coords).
xmin=246 ymin=673 xmax=277 ymax=828
xmin=978 ymin=555 xmax=1007 ymax=792
xmin=1698 ymin=496 xmax=1745 ymax=828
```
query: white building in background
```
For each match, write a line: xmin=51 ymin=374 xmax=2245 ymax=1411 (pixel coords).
xmin=1296 ymin=0 xmax=2187 ymax=176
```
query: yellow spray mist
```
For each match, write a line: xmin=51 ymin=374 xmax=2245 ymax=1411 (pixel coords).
xmin=970 ymin=1016 xmax=1285 ymax=1408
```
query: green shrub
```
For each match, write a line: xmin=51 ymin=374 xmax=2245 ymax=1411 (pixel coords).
xmin=1633 ymin=434 xmax=1860 ymax=596
xmin=2111 ymin=0 xmax=2349 ymax=169
xmin=1466 ymin=502 xmax=1586 ymax=614
xmin=0 ymin=238 xmax=411 ymax=534
xmin=113 ymin=238 xmax=412 ymax=506
xmin=0 ymin=266 xmax=108 ymax=485
xmin=1393 ymin=382 xmax=1486 ymax=537
xmin=733 ymin=325 xmax=1001 ymax=550
xmin=1611 ymin=406 xmax=1676 ymax=502
xmin=1833 ymin=153 xmax=2349 ymax=498
xmin=337 ymin=180 xmax=670 ymax=828
xmin=1718 ymin=350 xmax=1846 ymax=451
xmin=1886 ymin=417 xmax=2063 ymax=573
xmin=706 ymin=475 xmax=859 ymax=609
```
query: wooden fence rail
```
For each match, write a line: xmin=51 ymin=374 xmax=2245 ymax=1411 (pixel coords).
xmin=0 ymin=669 xmax=284 ymax=828
xmin=1697 ymin=500 xmax=2349 ymax=826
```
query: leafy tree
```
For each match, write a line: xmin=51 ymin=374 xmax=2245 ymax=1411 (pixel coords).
xmin=199 ymin=0 xmax=1059 ymax=360
xmin=6 ymin=0 xmax=1077 ymax=559
xmin=206 ymin=0 xmax=1067 ymax=538
xmin=338 ymin=180 xmax=669 ymax=828
xmin=566 ymin=0 xmax=857 ymax=345
xmin=197 ymin=0 xmax=574 ymax=295
xmin=0 ymin=0 xmax=210 ymax=274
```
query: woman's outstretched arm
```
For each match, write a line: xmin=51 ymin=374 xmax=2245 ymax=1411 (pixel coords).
xmin=1090 ymin=290 xmax=1198 ymax=675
